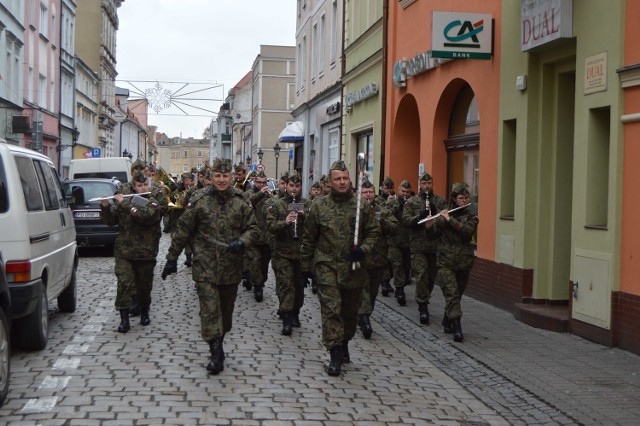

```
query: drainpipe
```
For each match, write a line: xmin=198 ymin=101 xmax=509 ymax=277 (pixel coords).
xmin=380 ymin=0 xmax=389 ymax=187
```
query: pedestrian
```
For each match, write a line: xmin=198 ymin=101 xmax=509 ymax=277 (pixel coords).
xmin=161 ymin=158 xmax=259 ymax=374
xmin=100 ymin=171 xmax=163 ymax=333
xmin=265 ymin=171 xmax=310 ymax=335
xmin=357 ymin=179 xmax=397 ymax=339
xmin=244 ymin=171 xmax=273 ymax=302
xmin=427 ymin=183 xmax=478 ymax=342
xmin=402 ymin=172 xmax=446 ymax=324
xmin=386 ymin=180 xmax=412 ymax=306
xmin=301 ymin=160 xmax=380 ymax=376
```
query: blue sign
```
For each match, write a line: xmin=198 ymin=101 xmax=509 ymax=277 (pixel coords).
xmin=289 ymin=150 xmax=293 ymax=159
xmin=92 ymin=148 xmax=102 ymax=158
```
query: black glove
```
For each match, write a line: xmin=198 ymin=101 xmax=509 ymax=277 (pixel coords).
xmin=301 ymin=271 xmax=314 ymax=287
xmin=349 ymin=246 xmax=365 ymax=262
xmin=418 ymin=209 xmax=429 ymax=220
xmin=161 ymin=259 xmax=177 ymax=280
xmin=227 ymin=239 xmax=245 ymax=253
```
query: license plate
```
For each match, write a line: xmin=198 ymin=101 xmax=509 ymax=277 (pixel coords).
xmin=74 ymin=211 xmax=100 ymax=219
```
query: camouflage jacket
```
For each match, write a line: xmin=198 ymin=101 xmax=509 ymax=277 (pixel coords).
xmin=264 ymin=193 xmax=310 ymax=260
xmin=367 ymin=199 xmax=398 ymax=267
xmin=244 ymin=188 xmax=273 ymax=245
xmin=385 ymin=196 xmax=411 ymax=248
xmin=166 ymin=186 xmax=259 ymax=284
xmin=430 ymin=204 xmax=479 ymax=271
xmin=301 ymin=190 xmax=381 ymax=288
xmin=402 ymin=191 xmax=447 ymax=253
xmin=100 ymin=193 xmax=163 ymax=260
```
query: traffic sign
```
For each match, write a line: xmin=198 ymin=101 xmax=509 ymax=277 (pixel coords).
xmin=92 ymin=148 xmax=102 ymax=158
xmin=256 ymin=163 xmax=265 ymax=172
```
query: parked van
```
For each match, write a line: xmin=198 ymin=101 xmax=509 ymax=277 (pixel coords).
xmin=0 ymin=141 xmax=78 ymax=350
xmin=69 ymin=157 xmax=133 ymax=183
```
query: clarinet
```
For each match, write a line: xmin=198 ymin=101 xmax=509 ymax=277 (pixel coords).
xmin=425 ymin=191 xmax=431 ymax=217
xmin=291 ymin=196 xmax=299 ymax=241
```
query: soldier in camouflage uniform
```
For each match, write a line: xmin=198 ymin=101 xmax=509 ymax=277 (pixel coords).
xmin=243 ymin=171 xmax=273 ymax=302
xmin=376 ymin=176 xmax=395 ymax=297
xmin=357 ymin=180 xmax=398 ymax=339
xmin=428 ymin=183 xmax=478 ymax=342
xmin=309 ymin=181 xmax=322 ymax=200
xmin=100 ymin=171 xmax=163 ymax=333
xmin=233 ymin=163 xmax=248 ymax=192
xmin=320 ymin=174 xmax=331 ymax=196
xmin=274 ymin=171 xmax=289 ymax=198
xmin=402 ymin=172 xmax=446 ymax=325
xmin=161 ymin=159 xmax=259 ymax=375
xmin=265 ymin=171 xmax=310 ymax=335
xmin=301 ymin=160 xmax=380 ymax=376
xmin=386 ymin=180 xmax=413 ymax=306
xmin=169 ymin=172 xmax=196 ymax=267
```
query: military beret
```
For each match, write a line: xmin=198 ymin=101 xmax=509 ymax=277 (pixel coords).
xmin=280 ymin=171 xmax=290 ymax=183
xmin=204 ymin=169 xmax=213 ymax=179
xmin=330 ymin=160 xmax=347 ymax=171
xmin=131 ymin=159 xmax=145 ymax=171
xmin=132 ymin=171 xmax=147 ymax=183
xmin=181 ymin=172 xmax=194 ymax=181
xmin=400 ymin=180 xmax=412 ymax=189
xmin=288 ymin=170 xmax=302 ymax=183
xmin=419 ymin=172 xmax=433 ymax=182
xmin=212 ymin=158 xmax=233 ymax=173
xmin=190 ymin=167 xmax=198 ymax=174
xmin=255 ymin=171 xmax=267 ymax=179
xmin=234 ymin=163 xmax=245 ymax=173
xmin=320 ymin=174 xmax=328 ymax=184
xmin=311 ymin=181 xmax=322 ymax=189
xmin=146 ymin=163 xmax=157 ymax=173
xmin=382 ymin=176 xmax=394 ymax=187
xmin=362 ymin=178 xmax=374 ymax=188
xmin=451 ymin=182 xmax=469 ymax=195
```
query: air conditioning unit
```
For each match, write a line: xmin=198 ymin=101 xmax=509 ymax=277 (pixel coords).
xmin=12 ymin=115 xmax=32 ymax=134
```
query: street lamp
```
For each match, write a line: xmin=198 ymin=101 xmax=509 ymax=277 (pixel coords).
xmin=257 ymin=148 xmax=264 ymax=164
xmin=273 ymin=143 xmax=281 ymax=179
xmin=246 ymin=155 xmax=251 ymax=166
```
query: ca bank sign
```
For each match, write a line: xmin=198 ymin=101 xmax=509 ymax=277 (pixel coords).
xmin=431 ymin=12 xmax=493 ymax=60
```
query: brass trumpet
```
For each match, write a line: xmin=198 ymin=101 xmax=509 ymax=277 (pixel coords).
xmin=234 ymin=170 xmax=256 ymax=191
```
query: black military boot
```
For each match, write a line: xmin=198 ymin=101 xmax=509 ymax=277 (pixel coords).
xmin=129 ymin=295 xmax=140 ymax=317
xmin=395 ymin=286 xmax=406 ymax=306
xmin=207 ymin=337 xmax=224 ymax=374
xmin=117 ymin=309 xmax=130 ymax=333
xmin=140 ymin=305 xmax=150 ymax=326
xmin=292 ymin=310 xmax=301 ymax=328
xmin=418 ymin=303 xmax=430 ymax=325
xmin=451 ymin=317 xmax=464 ymax=342
xmin=184 ymin=253 xmax=192 ymax=267
xmin=253 ymin=284 xmax=264 ymax=302
xmin=311 ymin=278 xmax=318 ymax=294
xmin=342 ymin=341 xmax=351 ymax=364
xmin=381 ymin=280 xmax=393 ymax=297
xmin=281 ymin=311 xmax=293 ymax=336
xmin=442 ymin=314 xmax=452 ymax=334
xmin=327 ymin=345 xmax=344 ymax=376
xmin=359 ymin=314 xmax=373 ymax=339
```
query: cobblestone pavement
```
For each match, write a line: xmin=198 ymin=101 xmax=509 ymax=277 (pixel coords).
xmin=1 ymin=234 xmax=639 ymax=425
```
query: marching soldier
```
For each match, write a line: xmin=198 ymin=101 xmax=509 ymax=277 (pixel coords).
xmin=309 ymin=181 xmax=323 ymax=200
xmin=320 ymin=174 xmax=331 ymax=196
xmin=376 ymin=176 xmax=395 ymax=204
xmin=301 ymin=160 xmax=380 ymax=376
xmin=427 ymin=183 xmax=478 ymax=342
xmin=386 ymin=180 xmax=413 ymax=306
xmin=161 ymin=158 xmax=259 ymax=375
xmin=170 ymin=172 xmax=196 ymax=266
xmin=265 ymin=171 xmax=310 ymax=335
xmin=274 ymin=171 xmax=289 ymax=198
xmin=100 ymin=171 xmax=163 ymax=332
xmin=233 ymin=163 xmax=248 ymax=192
xmin=402 ymin=172 xmax=446 ymax=324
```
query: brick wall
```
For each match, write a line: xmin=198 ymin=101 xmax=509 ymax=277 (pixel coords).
xmin=467 ymin=258 xmax=533 ymax=313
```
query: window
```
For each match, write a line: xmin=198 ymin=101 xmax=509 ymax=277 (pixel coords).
xmin=319 ymin=15 xmax=325 ymax=73
xmin=39 ymin=74 xmax=47 ymax=107
xmin=311 ymin=22 xmax=318 ymax=79
xmin=183 ymin=150 xmax=188 ymax=158
xmin=500 ymin=120 xmax=517 ymax=219
xmin=30 ymin=0 xmax=36 ymax=26
xmin=34 ymin=160 xmax=61 ymax=210
xmin=330 ymin=0 xmax=338 ymax=64
xmin=15 ymin=157 xmax=44 ymax=211
xmin=51 ymin=13 xmax=56 ymax=45
xmin=585 ymin=107 xmax=610 ymax=228
xmin=183 ymin=164 xmax=188 ymax=172
xmin=197 ymin=150 xmax=203 ymax=158
xmin=357 ymin=132 xmax=375 ymax=176
xmin=28 ymin=67 xmax=34 ymax=102
xmin=40 ymin=3 xmax=48 ymax=38
xmin=329 ymin=128 xmax=340 ymax=167
xmin=0 ymin=156 xmax=8 ymax=213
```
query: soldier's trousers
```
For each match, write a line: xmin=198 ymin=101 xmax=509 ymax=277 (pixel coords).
xmin=412 ymin=252 xmax=437 ymax=304
xmin=272 ymin=256 xmax=304 ymax=312
xmin=359 ymin=267 xmax=384 ymax=316
xmin=388 ymin=246 xmax=411 ymax=288
xmin=317 ymin=284 xmax=362 ymax=350
xmin=248 ymin=243 xmax=271 ymax=285
xmin=114 ymin=257 xmax=156 ymax=310
xmin=194 ymin=282 xmax=239 ymax=342
xmin=435 ymin=267 xmax=470 ymax=319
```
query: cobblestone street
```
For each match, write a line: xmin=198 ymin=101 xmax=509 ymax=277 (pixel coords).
xmin=1 ymin=234 xmax=639 ymax=425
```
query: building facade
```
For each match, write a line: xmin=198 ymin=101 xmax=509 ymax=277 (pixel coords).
xmin=0 ymin=0 xmax=25 ymax=145
xmin=58 ymin=0 xmax=78 ymax=177
xmin=165 ymin=137 xmax=209 ymax=178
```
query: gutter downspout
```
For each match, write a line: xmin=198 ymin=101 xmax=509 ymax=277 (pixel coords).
xmin=380 ymin=0 xmax=389 ymax=188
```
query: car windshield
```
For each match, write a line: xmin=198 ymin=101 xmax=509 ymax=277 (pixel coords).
xmin=65 ymin=182 xmax=116 ymax=204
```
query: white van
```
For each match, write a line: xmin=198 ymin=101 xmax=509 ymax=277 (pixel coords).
xmin=69 ymin=157 xmax=133 ymax=183
xmin=0 ymin=141 xmax=78 ymax=350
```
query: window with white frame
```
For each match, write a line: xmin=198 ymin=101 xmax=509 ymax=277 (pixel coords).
xmin=40 ymin=2 xmax=48 ymax=38
xmin=51 ymin=13 xmax=56 ymax=45
xmin=183 ymin=164 xmax=188 ymax=172
xmin=311 ymin=22 xmax=317 ymax=80
xmin=30 ymin=0 xmax=36 ymax=26
xmin=319 ymin=14 xmax=325 ymax=74
xmin=39 ymin=74 xmax=47 ymax=107
xmin=329 ymin=128 xmax=340 ymax=166
xmin=330 ymin=0 xmax=337 ymax=64
xmin=28 ymin=66 xmax=34 ymax=102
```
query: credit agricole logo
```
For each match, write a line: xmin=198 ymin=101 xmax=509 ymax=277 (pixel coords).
xmin=432 ymin=12 xmax=493 ymax=60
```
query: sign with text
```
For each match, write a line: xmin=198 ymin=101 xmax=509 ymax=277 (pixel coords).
xmin=584 ymin=52 xmax=607 ymax=95
xmin=431 ymin=12 xmax=493 ymax=60
xmin=521 ymin=0 xmax=573 ymax=51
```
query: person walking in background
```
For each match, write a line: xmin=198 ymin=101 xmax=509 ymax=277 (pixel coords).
xmin=161 ymin=159 xmax=258 ymax=375
xmin=301 ymin=160 xmax=380 ymax=376
xmin=386 ymin=180 xmax=413 ymax=306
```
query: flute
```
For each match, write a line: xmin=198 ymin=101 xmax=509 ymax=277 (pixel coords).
xmin=417 ymin=203 xmax=471 ymax=224
xmin=88 ymin=192 xmax=151 ymax=202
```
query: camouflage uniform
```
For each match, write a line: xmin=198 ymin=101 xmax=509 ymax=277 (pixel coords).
xmin=166 ymin=185 xmax=259 ymax=342
xmin=402 ymin=190 xmax=446 ymax=309
xmin=100 ymin=189 xmax=162 ymax=311
xmin=243 ymin=180 xmax=273 ymax=299
xmin=300 ymin=184 xmax=380 ymax=351
xmin=386 ymin=192 xmax=412 ymax=301
xmin=264 ymin=190 xmax=310 ymax=323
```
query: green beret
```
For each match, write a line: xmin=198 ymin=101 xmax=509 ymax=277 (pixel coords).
xmin=289 ymin=170 xmax=302 ymax=183
xmin=330 ymin=160 xmax=347 ymax=171
xmin=362 ymin=178 xmax=374 ymax=188
xmin=132 ymin=171 xmax=147 ymax=183
xmin=212 ymin=158 xmax=233 ymax=173
xmin=234 ymin=163 xmax=245 ymax=173
xmin=382 ymin=176 xmax=394 ymax=187
xmin=400 ymin=180 xmax=412 ymax=189
xmin=311 ymin=181 xmax=322 ymax=189
xmin=451 ymin=182 xmax=469 ymax=195
xmin=280 ymin=171 xmax=289 ymax=182
xmin=419 ymin=172 xmax=433 ymax=182
xmin=131 ymin=159 xmax=145 ymax=171
xmin=181 ymin=172 xmax=194 ymax=181
xmin=255 ymin=171 xmax=267 ymax=178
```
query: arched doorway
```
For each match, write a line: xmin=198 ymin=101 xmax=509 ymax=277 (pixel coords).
xmin=391 ymin=94 xmax=420 ymax=184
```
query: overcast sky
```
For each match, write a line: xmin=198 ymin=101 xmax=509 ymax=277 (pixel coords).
xmin=116 ymin=0 xmax=296 ymax=138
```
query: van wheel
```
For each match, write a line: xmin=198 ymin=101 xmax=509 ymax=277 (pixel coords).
xmin=58 ymin=266 xmax=77 ymax=313
xmin=0 ymin=307 xmax=10 ymax=407
xmin=18 ymin=285 xmax=48 ymax=351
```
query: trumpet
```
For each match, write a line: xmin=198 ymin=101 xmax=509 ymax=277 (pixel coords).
xmin=235 ymin=170 xmax=256 ymax=191
xmin=88 ymin=192 xmax=151 ymax=202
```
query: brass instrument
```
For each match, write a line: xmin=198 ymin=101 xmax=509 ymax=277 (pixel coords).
xmin=235 ymin=170 xmax=256 ymax=191
xmin=169 ymin=189 xmax=188 ymax=210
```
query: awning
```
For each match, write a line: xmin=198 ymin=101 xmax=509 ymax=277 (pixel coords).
xmin=278 ymin=121 xmax=304 ymax=142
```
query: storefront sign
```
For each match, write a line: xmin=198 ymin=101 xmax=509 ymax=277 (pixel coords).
xmin=344 ymin=83 xmax=378 ymax=111
xmin=521 ymin=0 xmax=573 ymax=51
xmin=584 ymin=52 xmax=607 ymax=95
xmin=431 ymin=12 xmax=493 ymax=60
xmin=326 ymin=102 xmax=341 ymax=115
xmin=392 ymin=51 xmax=449 ymax=88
